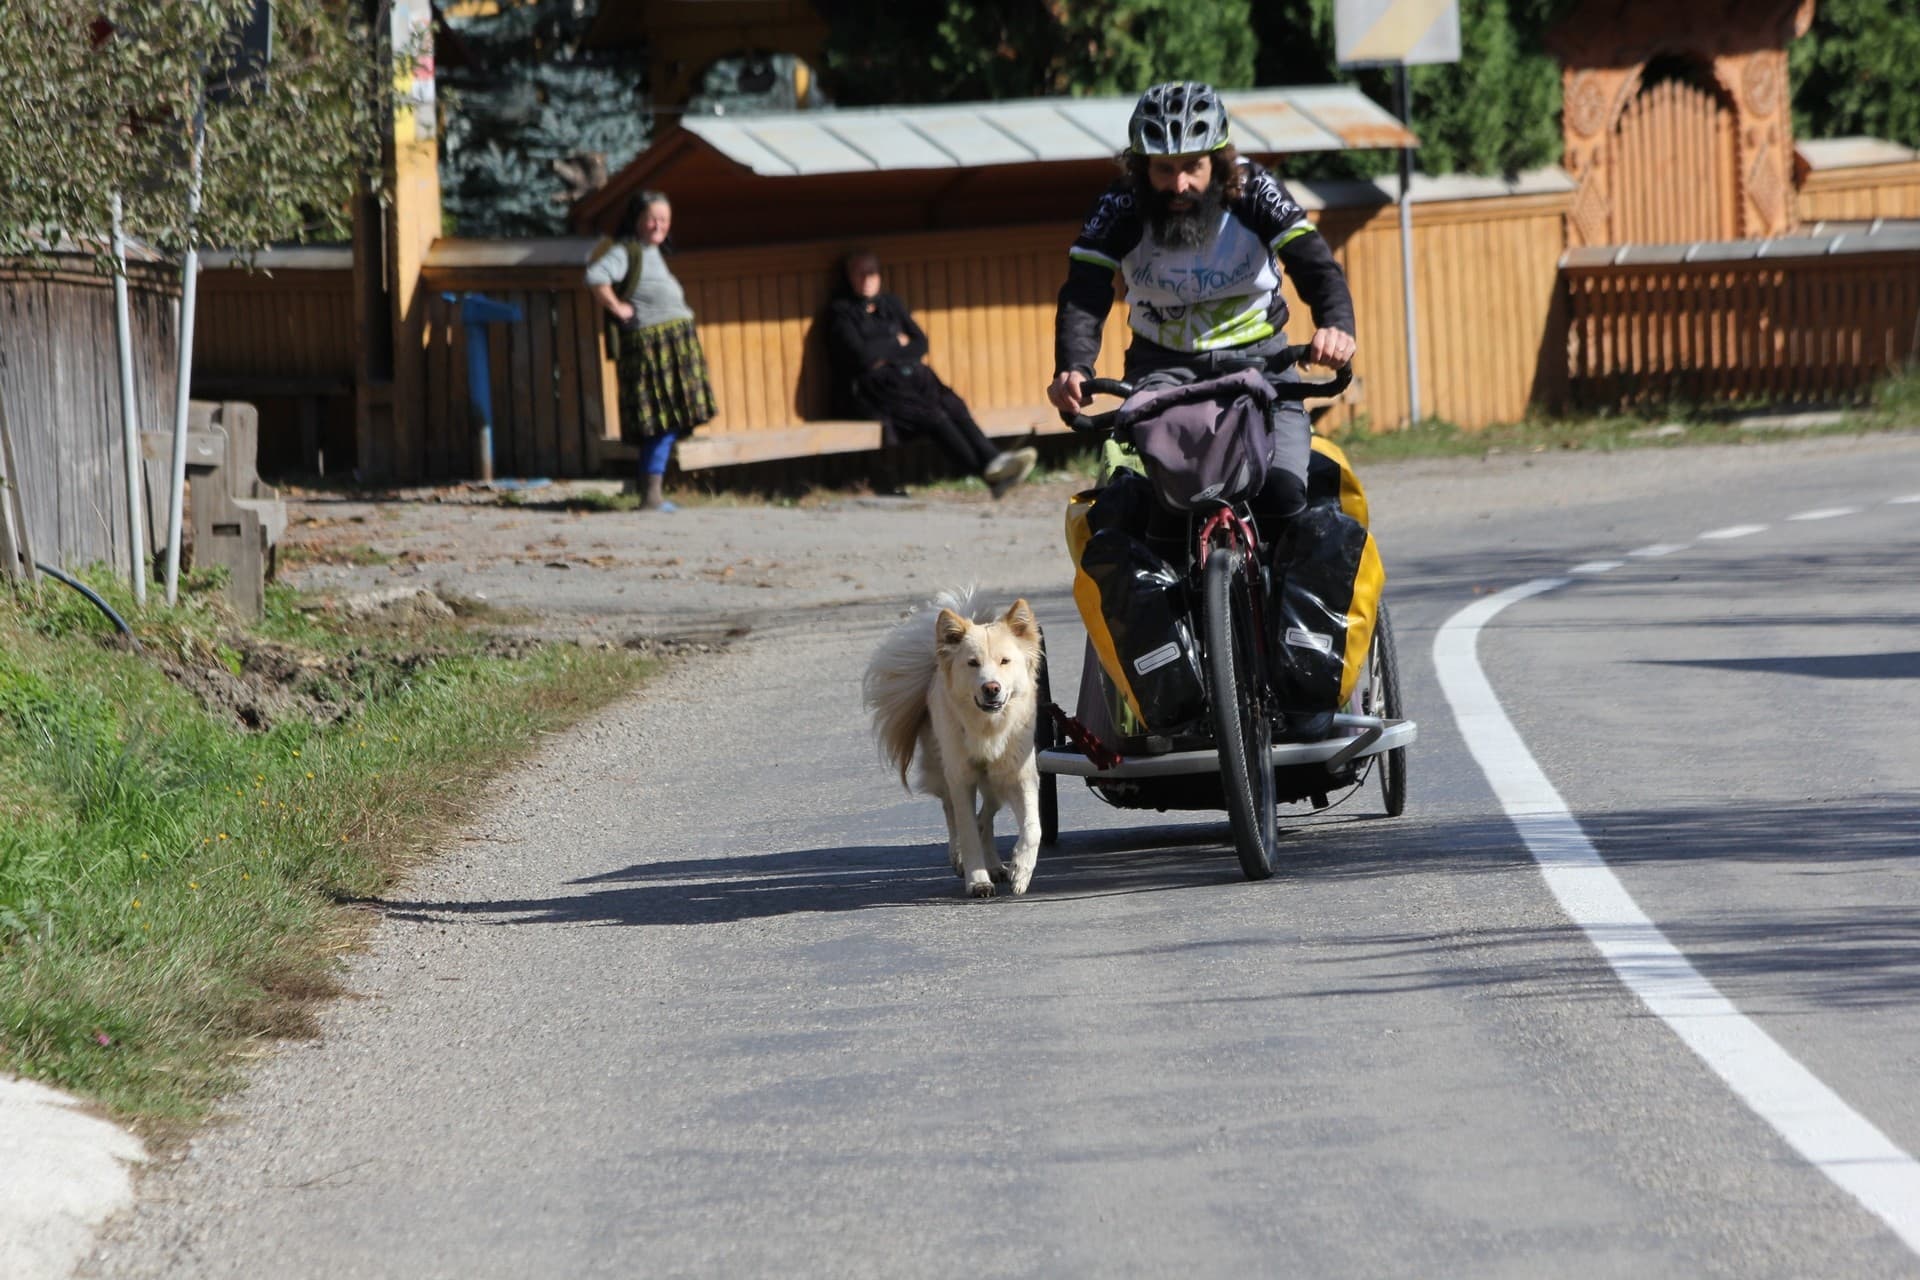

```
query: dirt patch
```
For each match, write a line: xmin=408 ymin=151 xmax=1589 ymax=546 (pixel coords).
xmin=155 ymin=631 xmax=538 ymax=732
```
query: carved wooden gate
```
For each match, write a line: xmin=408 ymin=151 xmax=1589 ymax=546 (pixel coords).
xmin=1609 ymin=62 xmax=1740 ymax=244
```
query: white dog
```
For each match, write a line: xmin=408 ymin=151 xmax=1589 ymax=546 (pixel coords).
xmin=864 ymin=589 xmax=1044 ymax=898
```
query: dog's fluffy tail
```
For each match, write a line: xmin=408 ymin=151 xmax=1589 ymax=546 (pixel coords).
xmin=863 ymin=587 xmax=981 ymax=789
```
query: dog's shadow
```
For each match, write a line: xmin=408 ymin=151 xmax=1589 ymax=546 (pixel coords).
xmin=376 ymin=826 xmax=1251 ymax=929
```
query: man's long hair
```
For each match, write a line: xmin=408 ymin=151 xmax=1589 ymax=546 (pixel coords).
xmin=1123 ymin=145 xmax=1244 ymax=248
xmin=1122 ymin=144 xmax=1246 ymax=203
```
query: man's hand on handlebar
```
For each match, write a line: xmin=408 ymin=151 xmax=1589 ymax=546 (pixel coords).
xmin=1307 ymin=327 xmax=1356 ymax=369
xmin=1048 ymin=370 xmax=1088 ymax=416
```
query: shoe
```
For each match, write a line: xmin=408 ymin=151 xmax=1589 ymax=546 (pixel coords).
xmin=984 ymin=446 xmax=1039 ymax=499
xmin=1278 ymin=709 xmax=1336 ymax=742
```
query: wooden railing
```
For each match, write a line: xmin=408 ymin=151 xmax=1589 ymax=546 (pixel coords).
xmin=1562 ymin=245 xmax=1920 ymax=409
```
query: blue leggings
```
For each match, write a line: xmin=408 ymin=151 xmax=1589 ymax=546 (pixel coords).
xmin=637 ymin=431 xmax=676 ymax=477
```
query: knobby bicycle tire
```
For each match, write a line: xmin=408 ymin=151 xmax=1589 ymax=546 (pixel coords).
xmin=1203 ymin=548 xmax=1278 ymax=879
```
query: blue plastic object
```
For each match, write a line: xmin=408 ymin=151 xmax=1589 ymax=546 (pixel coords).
xmin=443 ymin=291 xmax=525 ymax=482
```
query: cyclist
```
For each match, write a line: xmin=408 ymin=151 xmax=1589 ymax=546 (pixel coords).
xmin=1045 ymin=80 xmax=1357 ymax=526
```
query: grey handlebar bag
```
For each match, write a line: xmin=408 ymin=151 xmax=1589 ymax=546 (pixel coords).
xmin=1116 ymin=369 xmax=1279 ymax=511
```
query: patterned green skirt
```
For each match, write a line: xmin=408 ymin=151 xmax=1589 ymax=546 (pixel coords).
xmin=616 ymin=317 xmax=717 ymax=441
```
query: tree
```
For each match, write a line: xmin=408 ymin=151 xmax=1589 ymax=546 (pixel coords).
xmin=815 ymin=0 xmax=1560 ymax=177
xmin=437 ymin=0 xmax=648 ymax=238
xmin=1252 ymin=0 xmax=1563 ymax=180
xmin=816 ymin=0 xmax=1256 ymax=105
xmin=0 ymin=0 xmax=383 ymax=259
xmin=1792 ymin=0 xmax=1920 ymax=147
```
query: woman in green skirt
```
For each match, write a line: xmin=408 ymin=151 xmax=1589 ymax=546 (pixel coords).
xmin=587 ymin=191 xmax=717 ymax=512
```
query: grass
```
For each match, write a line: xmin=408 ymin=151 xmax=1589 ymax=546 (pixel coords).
xmin=1324 ymin=366 xmax=1920 ymax=468
xmin=499 ymin=369 xmax=1920 ymax=513
xmin=0 ymin=570 xmax=656 ymax=1139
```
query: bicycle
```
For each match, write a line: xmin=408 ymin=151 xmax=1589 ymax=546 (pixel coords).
xmin=1036 ymin=346 xmax=1415 ymax=879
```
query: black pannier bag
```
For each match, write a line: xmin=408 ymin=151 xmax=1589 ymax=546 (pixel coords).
xmin=1079 ymin=530 xmax=1207 ymax=734
xmin=1267 ymin=502 xmax=1383 ymax=716
xmin=1066 ymin=470 xmax=1206 ymax=735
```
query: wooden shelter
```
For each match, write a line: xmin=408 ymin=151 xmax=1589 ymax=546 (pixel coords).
xmin=571 ymin=89 xmax=1417 ymax=248
xmin=1548 ymin=0 xmax=1817 ymax=247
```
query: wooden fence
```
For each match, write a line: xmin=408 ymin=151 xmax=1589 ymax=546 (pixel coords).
xmin=0 ymin=258 xmax=177 ymax=574
xmin=417 ymin=243 xmax=612 ymax=482
xmin=1562 ymin=238 xmax=1920 ymax=409
xmin=1796 ymin=156 xmax=1920 ymax=225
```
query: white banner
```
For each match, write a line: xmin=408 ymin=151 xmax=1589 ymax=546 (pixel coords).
xmin=1335 ymin=0 xmax=1461 ymax=68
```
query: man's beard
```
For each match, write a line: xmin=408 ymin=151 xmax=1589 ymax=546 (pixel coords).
xmin=1147 ymin=177 xmax=1225 ymax=250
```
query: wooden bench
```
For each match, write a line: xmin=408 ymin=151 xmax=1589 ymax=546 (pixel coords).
xmin=141 ymin=400 xmax=288 ymax=619
xmin=661 ymin=407 xmax=1073 ymax=473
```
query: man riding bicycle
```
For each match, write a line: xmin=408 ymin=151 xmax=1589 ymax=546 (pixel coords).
xmin=1045 ymin=80 xmax=1357 ymax=527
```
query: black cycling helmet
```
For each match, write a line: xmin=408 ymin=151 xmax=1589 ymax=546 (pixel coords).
xmin=1127 ymin=81 xmax=1231 ymax=156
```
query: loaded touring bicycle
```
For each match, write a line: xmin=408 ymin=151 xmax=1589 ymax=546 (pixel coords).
xmin=1034 ymin=348 xmax=1415 ymax=879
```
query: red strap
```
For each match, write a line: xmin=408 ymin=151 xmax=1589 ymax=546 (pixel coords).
xmin=1047 ymin=703 xmax=1123 ymax=772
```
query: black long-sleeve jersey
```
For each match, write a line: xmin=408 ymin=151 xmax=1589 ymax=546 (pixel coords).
xmin=1054 ymin=159 xmax=1355 ymax=376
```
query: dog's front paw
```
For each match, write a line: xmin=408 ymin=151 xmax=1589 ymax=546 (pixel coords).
xmin=1010 ymin=864 xmax=1034 ymax=895
xmin=965 ymin=870 xmax=996 ymax=898
xmin=988 ymin=864 xmax=1011 ymax=885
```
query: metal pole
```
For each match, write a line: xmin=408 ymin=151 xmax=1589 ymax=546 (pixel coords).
xmin=163 ymin=91 xmax=206 ymax=607
xmin=1397 ymin=64 xmax=1423 ymax=425
xmin=110 ymin=192 xmax=149 ymax=606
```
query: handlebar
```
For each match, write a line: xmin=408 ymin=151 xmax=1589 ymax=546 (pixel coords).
xmin=1060 ymin=344 xmax=1354 ymax=434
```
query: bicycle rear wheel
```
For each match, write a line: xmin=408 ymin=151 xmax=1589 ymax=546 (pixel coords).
xmin=1203 ymin=547 xmax=1278 ymax=879
xmin=1373 ymin=601 xmax=1407 ymax=817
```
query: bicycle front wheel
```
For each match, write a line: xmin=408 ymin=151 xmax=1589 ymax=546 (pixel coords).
xmin=1203 ymin=547 xmax=1278 ymax=880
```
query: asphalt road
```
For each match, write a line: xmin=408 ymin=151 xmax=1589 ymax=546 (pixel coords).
xmin=85 ymin=433 xmax=1920 ymax=1278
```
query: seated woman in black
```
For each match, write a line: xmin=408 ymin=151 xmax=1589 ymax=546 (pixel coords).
xmin=826 ymin=250 xmax=1037 ymax=499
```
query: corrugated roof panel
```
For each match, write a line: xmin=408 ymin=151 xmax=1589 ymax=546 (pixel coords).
xmin=1052 ymin=99 xmax=1137 ymax=154
xmin=1284 ymin=85 xmax=1417 ymax=149
xmin=674 ymin=88 xmax=1415 ymax=179
xmin=905 ymin=111 xmax=1033 ymax=166
xmin=1223 ymin=96 xmax=1343 ymax=153
xmin=819 ymin=115 xmax=938 ymax=170
xmin=738 ymin=120 xmax=876 ymax=175
xmin=682 ymin=119 xmax=797 ymax=176
xmin=978 ymin=104 xmax=1113 ymax=161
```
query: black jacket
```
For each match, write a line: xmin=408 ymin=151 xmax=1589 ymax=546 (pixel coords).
xmin=825 ymin=291 xmax=930 ymax=418
xmin=1054 ymin=159 xmax=1355 ymax=376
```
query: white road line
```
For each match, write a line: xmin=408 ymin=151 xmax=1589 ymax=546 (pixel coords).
xmin=1700 ymin=524 xmax=1768 ymax=540
xmin=1788 ymin=507 xmax=1859 ymax=521
xmin=1628 ymin=542 xmax=1688 ymax=558
xmin=1570 ymin=560 xmax=1624 ymax=574
xmin=1890 ymin=494 xmax=1920 ymax=506
xmin=1435 ymin=580 xmax=1920 ymax=1257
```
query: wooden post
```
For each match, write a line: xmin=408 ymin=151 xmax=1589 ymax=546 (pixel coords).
xmin=353 ymin=0 xmax=440 ymax=482
xmin=0 ymin=383 xmax=37 ymax=584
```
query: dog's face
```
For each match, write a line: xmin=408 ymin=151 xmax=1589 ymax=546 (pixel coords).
xmin=935 ymin=600 xmax=1040 ymax=715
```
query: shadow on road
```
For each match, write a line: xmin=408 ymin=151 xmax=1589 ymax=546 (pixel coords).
xmin=376 ymin=793 xmax=1920 ymax=1008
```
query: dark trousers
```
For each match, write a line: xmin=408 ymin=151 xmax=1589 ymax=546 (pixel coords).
xmin=857 ymin=362 xmax=1000 ymax=475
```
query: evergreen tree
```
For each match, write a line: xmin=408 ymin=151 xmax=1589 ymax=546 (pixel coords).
xmin=1792 ymin=0 xmax=1920 ymax=147
xmin=438 ymin=0 xmax=648 ymax=238
xmin=816 ymin=0 xmax=1256 ymax=104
